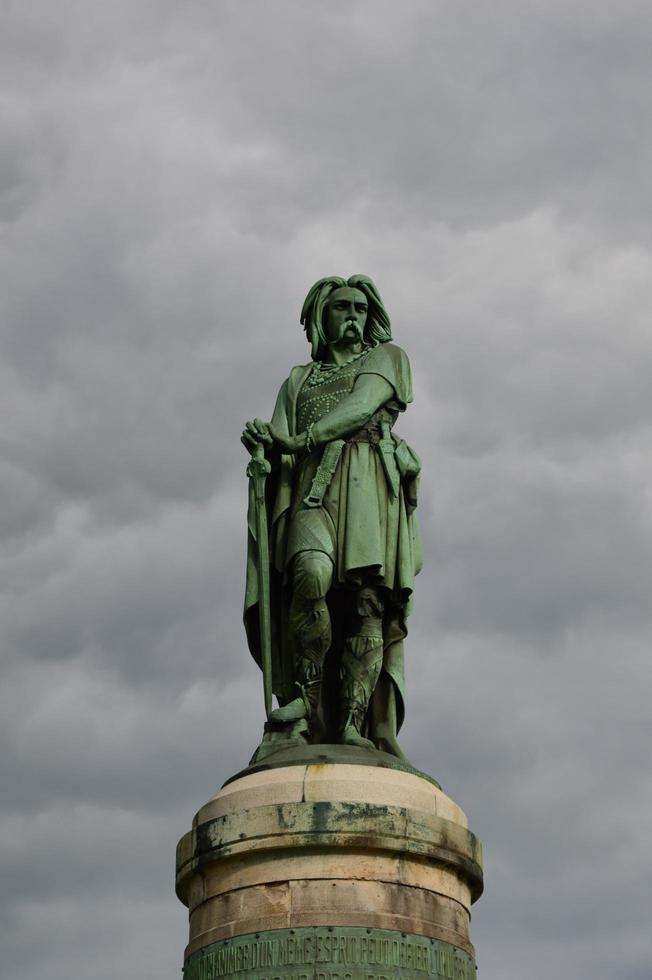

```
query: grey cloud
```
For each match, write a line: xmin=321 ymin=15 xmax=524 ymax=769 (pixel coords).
xmin=1 ymin=2 xmax=651 ymax=980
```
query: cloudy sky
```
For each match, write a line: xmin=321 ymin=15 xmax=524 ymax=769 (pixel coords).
xmin=2 ymin=2 xmax=652 ymax=978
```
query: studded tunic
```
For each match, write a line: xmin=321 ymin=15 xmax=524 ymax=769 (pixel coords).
xmin=286 ymin=345 xmax=412 ymax=586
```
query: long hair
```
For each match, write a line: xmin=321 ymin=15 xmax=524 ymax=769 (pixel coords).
xmin=300 ymin=274 xmax=392 ymax=361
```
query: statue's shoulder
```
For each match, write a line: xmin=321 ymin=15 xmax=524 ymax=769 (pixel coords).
xmin=366 ymin=340 xmax=406 ymax=356
xmin=363 ymin=342 xmax=410 ymax=368
xmin=360 ymin=343 xmax=413 ymax=407
xmin=288 ymin=361 xmax=312 ymax=381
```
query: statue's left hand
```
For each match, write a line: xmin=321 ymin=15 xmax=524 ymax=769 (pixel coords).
xmin=241 ymin=418 xmax=273 ymax=454
xmin=242 ymin=420 xmax=306 ymax=455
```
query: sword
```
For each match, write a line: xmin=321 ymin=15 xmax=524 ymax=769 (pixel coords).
xmin=246 ymin=442 xmax=273 ymax=718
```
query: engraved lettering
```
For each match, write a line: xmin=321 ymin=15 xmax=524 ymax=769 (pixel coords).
xmin=183 ymin=928 xmax=475 ymax=980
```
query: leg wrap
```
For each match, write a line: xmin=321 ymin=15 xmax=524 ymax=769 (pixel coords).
xmin=340 ymin=635 xmax=384 ymax=707
xmin=295 ymin=654 xmax=322 ymax=716
xmin=340 ymin=635 xmax=384 ymax=742
xmin=273 ymin=551 xmax=334 ymax=723
xmin=339 ymin=583 xmax=385 ymax=744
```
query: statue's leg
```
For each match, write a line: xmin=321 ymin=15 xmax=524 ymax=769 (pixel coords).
xmin=269 ymin=550 xmax=333 ymax=724
xmin=340 ymin=584 xmax=384 ymax=749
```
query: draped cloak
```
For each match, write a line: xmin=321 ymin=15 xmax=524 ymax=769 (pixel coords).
xmin=244 ymin=342 xmax=422 ymax=743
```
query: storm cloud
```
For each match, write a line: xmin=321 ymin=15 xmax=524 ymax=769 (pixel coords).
xmin=2 ymin=2 xmax=651 ymax=978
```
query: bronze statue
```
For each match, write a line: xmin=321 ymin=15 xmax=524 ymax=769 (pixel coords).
xmin=242 ymin=276 xmax=421 ymax=760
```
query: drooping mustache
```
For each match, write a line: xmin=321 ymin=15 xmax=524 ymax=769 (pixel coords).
xmin=335 ymin=319 xmax=363 ymax=342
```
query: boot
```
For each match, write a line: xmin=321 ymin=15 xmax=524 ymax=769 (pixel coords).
xmin=339 ymin=635 xmax=383 ymax=749
xmin=341 ymin=701 xmax=375 ymax=749
xmin=269 ymin=654 xmax=322 ymax=723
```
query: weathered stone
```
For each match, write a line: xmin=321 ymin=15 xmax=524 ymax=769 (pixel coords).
xmin=176 ymin=763 xmax=483 ymax=972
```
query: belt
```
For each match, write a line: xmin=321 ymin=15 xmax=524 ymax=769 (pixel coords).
xmin=346 ymin=422 xmax=382 ymax=445
xmin=303 ymin=421 xmax=400 ymax=507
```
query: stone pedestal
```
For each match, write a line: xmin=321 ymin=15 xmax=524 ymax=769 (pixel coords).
xmin=176 ymin=751 xmax=483 ymax=979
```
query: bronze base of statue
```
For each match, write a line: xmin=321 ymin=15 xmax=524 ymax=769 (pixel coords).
xmin=241 ymin=739 xmax=440 ymax=790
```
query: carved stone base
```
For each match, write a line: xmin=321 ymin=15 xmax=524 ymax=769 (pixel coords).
xmin=176 ymin=754 xmax=483 ymax=978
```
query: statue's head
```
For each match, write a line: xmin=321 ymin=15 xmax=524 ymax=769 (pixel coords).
xmin=300 ymin=274 xmax=392 ymax=361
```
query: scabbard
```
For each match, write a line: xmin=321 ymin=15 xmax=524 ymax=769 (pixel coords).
xmin=378 ymin=439 xmax=400 ymax=497
xmin=378 ymin=420 xmax=400 ymax=497
xmin=246 ymin=444 xmax=273 ymax=718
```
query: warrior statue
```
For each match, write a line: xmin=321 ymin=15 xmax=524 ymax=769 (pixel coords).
xmin=242 ymin=275 xmax=421 ymax=760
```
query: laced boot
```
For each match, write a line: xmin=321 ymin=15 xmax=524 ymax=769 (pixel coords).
xmin=341 ymin=701 xmax=375 ymax=749
xmin=269 ymin=654 xmax=322 ymax=723
xmin=339 ymin=635 xmax=383 ymax=749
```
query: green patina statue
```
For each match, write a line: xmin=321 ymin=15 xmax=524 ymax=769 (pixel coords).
xmin=242 ymin=275 xmax=422 ymax=762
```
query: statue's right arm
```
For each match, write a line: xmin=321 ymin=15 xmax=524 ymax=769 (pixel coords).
xmin=266 ymin=372 xmax=394 ymax=454
xmin=309 ymin=373 xmax=394 ymax=446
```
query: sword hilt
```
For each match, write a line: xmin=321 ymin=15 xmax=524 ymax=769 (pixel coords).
xmin=247 ymin=440 xmax=271 ymax=484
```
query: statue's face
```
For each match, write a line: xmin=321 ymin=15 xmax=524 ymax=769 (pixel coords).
xmin=324 ymin=286 xmax=368 ymax=345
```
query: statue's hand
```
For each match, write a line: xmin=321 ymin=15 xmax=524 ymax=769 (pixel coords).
xmin=241 ymin=418 xmax=273 ymax=455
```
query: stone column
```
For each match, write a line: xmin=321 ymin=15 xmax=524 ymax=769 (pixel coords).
xmin=176 ymin=755 xmax=483 ymax=979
